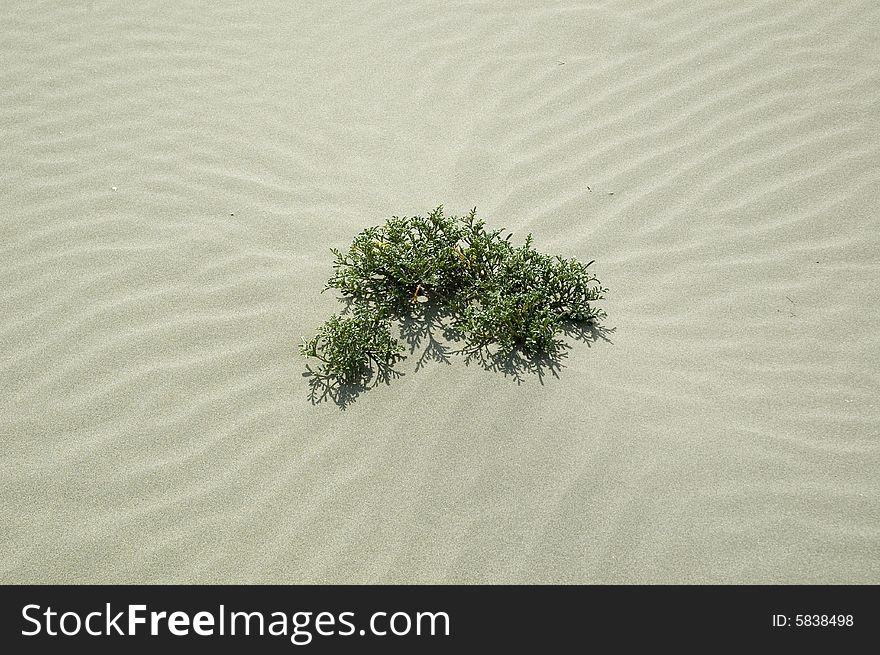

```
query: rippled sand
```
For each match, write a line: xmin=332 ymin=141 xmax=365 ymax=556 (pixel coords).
xmin=2 ymin=1 xmax=879 ymax=583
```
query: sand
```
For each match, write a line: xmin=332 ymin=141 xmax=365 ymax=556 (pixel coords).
xmin=2 ymin=1 xmax=879 ymax=584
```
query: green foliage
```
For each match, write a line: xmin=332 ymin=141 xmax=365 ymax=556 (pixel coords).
xmin=447 ymin=234 xmax=605 ymax=355
xmin=326 ymin=206 xmax=483 ymax=314
xmin=299 ymin=309 xmax=404 ymax=386
xmin=302 ymin=206 xmax=607 ymax=399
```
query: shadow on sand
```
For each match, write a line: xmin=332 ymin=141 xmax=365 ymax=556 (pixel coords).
xmin=303 ymin=308 xmax=614 ymax=409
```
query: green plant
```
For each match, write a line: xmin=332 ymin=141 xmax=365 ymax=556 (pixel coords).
xmin=302 ymin=206 xmax=607 ymax=394
xmin=299 ymin=309 xmax=404 ymax=386
xmin=447 ymin=234 xmax=605 ymax=356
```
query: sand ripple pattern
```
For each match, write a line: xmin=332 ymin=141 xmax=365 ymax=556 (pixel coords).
xmin=1 ymin=0 xmax=879 ymax=582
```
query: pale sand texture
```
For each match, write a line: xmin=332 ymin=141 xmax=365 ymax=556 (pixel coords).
xmin=2 ymin=1 xmax=879 ymax=583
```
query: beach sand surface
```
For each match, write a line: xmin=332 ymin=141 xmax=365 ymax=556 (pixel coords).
xmin=2 ymin=0 xmax=879 ymax=583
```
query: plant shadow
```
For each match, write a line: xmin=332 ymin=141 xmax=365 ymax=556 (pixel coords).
xmin=303 ymin=361 xmax=404 ymax=410
xmin=304 ymin=312 xmax=614 ymax=408
xmin=399 ymin=305 xmax=455 ymax=371
xmin=454 ymin=320 xmax=614 ymax=384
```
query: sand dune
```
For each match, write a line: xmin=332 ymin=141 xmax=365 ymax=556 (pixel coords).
xmin=1 ymin=0 xmax=879 ymax=583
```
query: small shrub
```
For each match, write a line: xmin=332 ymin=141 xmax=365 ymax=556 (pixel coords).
xmin=299 ymin=309 xmax=404 ymax=386
xmin=302 ymin=206 xmax=606 ymax=389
